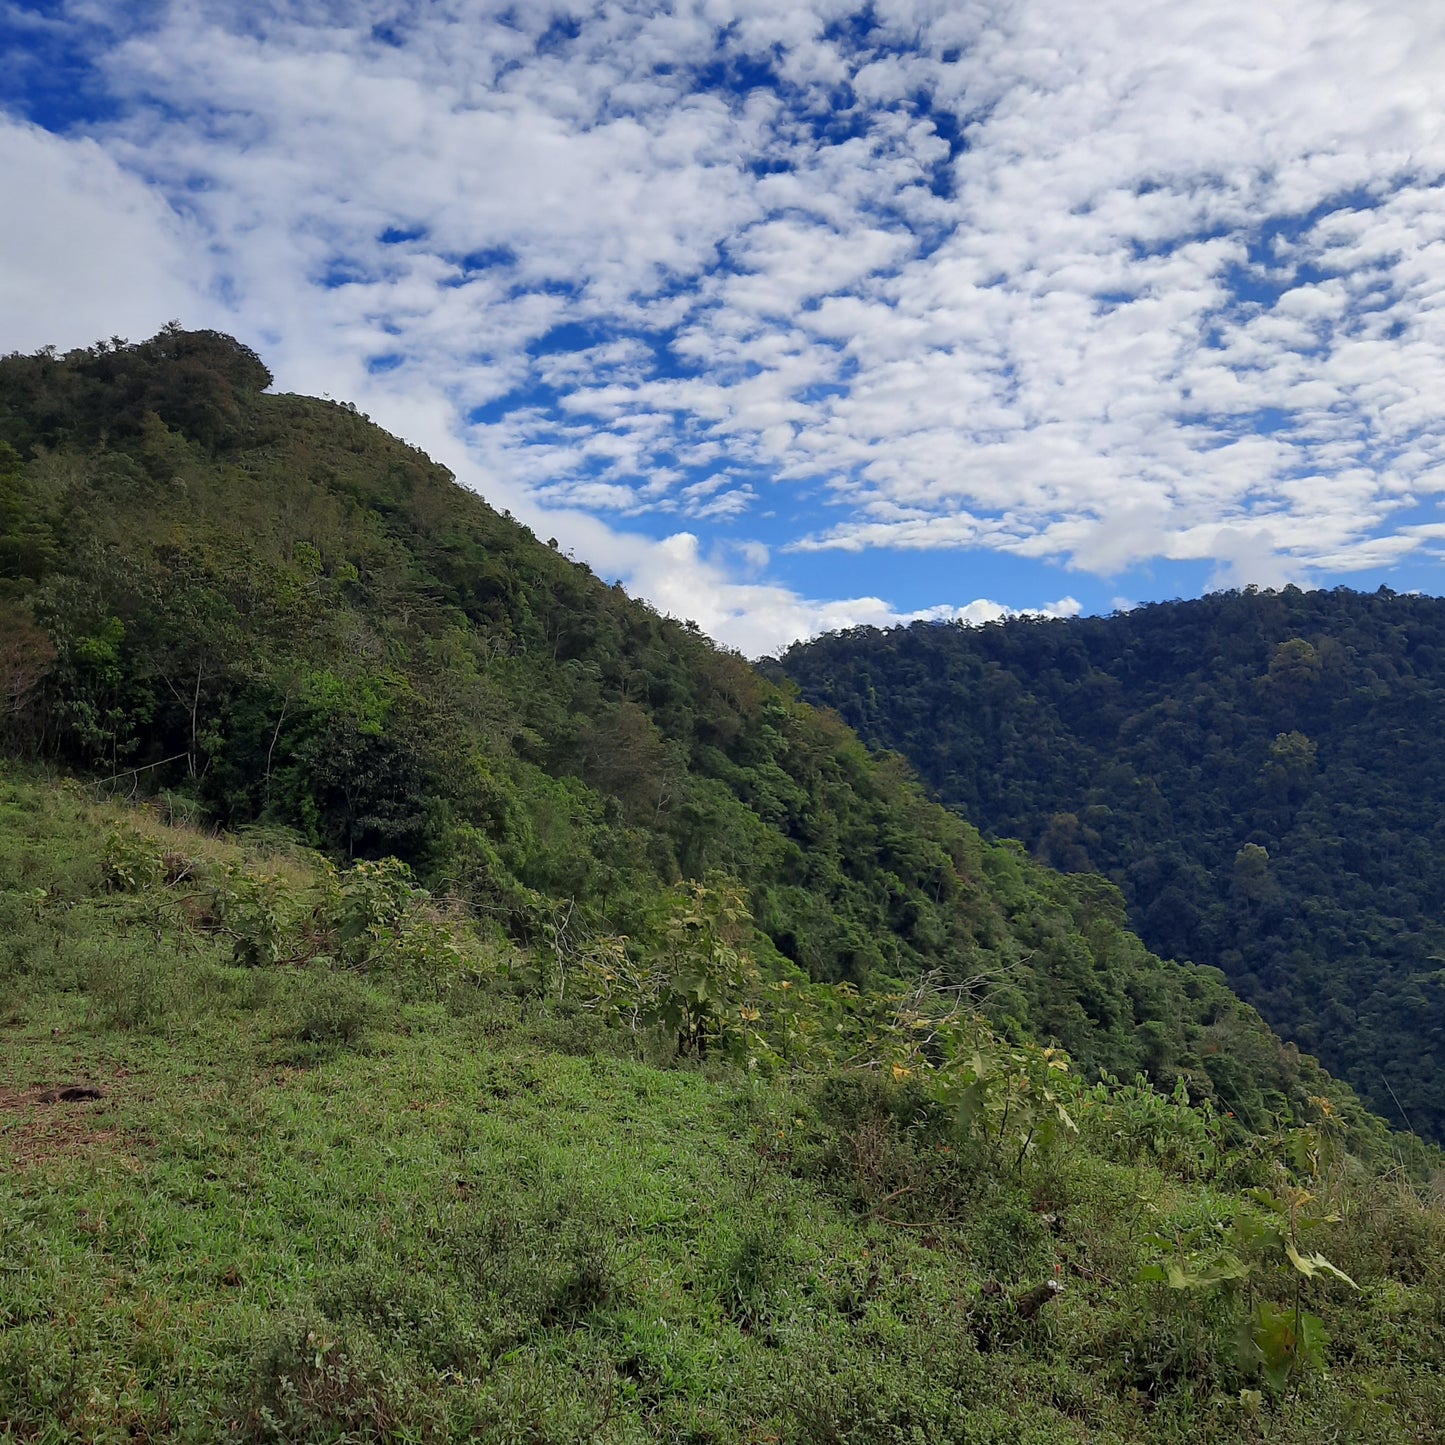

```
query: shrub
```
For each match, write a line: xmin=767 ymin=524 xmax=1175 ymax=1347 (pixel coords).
xmin=239 ymin=1317 xmax=421 ymax=1444
xmin=85 ymin=940 xmax=178 ymax=1031
xmin=102 ymin=827 xmax=165 ymax=892
xmin=209 ymin=862 xmax=299 ymax=967
xmin=282 ymin=968 xmax=377 ymax=1048
xmin=331 ymin=857 xmax=425 ymax=967
xmin=443 ymin=1204 xmax=627 ymax=1350
xmin=1082 ymin=1074 xmax=1222 ymax=1179
xmin=709 ymin=1221 xmax=793 ymax=1334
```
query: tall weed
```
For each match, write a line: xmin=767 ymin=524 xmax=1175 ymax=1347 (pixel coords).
xmin=84 ymin=939 xmax=182 ymax=1031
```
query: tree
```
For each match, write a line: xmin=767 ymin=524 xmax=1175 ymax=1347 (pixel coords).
xmin=0 ymin=601 xmax=55 ymax=746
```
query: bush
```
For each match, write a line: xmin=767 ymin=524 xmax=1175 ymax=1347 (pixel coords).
xmin=85 ymin=940 xmax=179 ymax=1031
xmin=1082 ymin=1074 xmax=1222 ymax=1179
xmin=102 ymin=827 xmax=166 ymax=892
xmin=442 ymin=1203 xmax=627 ymax=1350
xmin=239 ymin=1317 xmax=423 ymax=1443
xmin=282 ymin=968 xmax=377 ymax=1048
xmin=209 ymin=862 xmax=299 ymax=967
xmin=708 ymin=1220 xmax=792 ymax=1334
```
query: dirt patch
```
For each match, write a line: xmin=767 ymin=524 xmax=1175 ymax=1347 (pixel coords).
xmin=0 ymin=1081 xmax=136 ymax=1171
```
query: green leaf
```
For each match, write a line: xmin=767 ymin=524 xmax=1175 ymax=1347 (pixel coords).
xmin=1246 ymin=1188 xmax=1285 ymax=1215
xmin=1284 ymin=1242 xmax=1357 ymax=1288
xmin=1232 ymin=1213 xmax=1284 ymax=1254
xmin=1262 ymin=1357 xmax=1293 ymax=1392
xmin=1297 ymin=1309 xmax=1329 ymax=1361
xmin=954 ymin=1078 xmax=987 ymax=1135
xmin=1147 ymin=1252 xmax=1250 ymax=1291
xmin=1193 ymin=1255 xmax=1251 ymax=1287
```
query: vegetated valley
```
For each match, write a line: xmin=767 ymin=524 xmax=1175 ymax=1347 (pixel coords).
xmin=778 ymin=590 xmax=1445 ymax=1145
xmin=1 ymin=330 xmax=1442 ymax=1443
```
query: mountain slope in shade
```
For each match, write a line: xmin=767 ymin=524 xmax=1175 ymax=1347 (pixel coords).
xmin=777 ymin=588 xmax=1445 ymax=1139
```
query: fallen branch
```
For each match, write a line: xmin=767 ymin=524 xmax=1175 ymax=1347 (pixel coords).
xmin=865 ymin=1186 xmax=915 ymax=1218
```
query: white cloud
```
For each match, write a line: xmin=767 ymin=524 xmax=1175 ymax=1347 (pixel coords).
xmin=7 ymin=0 xmax=1445 ymax=649
xmin=585 ymin=525 xmax=1080 ymax=655
xmin=0 ymin=114 xmax=213 ymax=353
xmin=909 ymin=595 xmax=1083 ymax=626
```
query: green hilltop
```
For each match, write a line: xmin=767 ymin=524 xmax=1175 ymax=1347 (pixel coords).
xmin=1 ymin=330 xmax=1443 ymax=1442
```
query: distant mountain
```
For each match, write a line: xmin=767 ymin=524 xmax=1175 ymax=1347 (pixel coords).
xmin=778 ymin=588 xmax=1445 ymax=1138
xmin=0 ymin=329 xmax=1372 ymax=1132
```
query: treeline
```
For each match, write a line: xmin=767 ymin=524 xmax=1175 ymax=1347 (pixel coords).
xmin=777 ymin=589 xmax=1445 ymax=1139
xmin=0 ymin=328 xmax=1381 ymax=1138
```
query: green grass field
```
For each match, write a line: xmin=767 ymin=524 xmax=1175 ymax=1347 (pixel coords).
xmin=3 ymin=772 xmax=1444 ymax=1443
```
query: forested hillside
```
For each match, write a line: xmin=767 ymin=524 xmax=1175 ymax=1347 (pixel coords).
xmin=0 ymin=327 xmax=1365 ymax=1134
xmin=9 ymin=329 xmax=1445 ymax=1443
xmin=778 ymin=590 xmax=1445 ymax=1139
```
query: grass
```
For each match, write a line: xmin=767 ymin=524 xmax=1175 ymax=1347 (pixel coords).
xmin=2 ymin=771 xmax=1444 ymax=1442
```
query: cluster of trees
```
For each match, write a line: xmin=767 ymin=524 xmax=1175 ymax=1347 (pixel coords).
xmin=778 ymin=589 xmax=1445 ymax=1138
xmin=0 ymin=329 xmax=1382 ymax=1138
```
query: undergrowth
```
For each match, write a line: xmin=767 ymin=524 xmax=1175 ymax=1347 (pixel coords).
xmin=2 ymin=771 xmax=1443 ymax=1443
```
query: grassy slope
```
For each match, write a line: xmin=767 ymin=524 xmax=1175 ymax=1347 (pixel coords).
xmin=4 ymin=773 xmax=1445 ymax=1444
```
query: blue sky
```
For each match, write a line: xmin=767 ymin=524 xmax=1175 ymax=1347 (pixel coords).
xmin=5 ymin=0 xmax=1445 ymax=652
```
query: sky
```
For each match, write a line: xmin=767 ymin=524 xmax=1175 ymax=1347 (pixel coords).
xmin=4 ymin=1 xmax=1445 ymax=654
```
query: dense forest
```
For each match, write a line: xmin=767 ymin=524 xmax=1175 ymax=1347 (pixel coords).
xmin=778 ymin=591 xmax=1445 ymax=1139
xmin=0 ymin=327 xmax=1371 ymax=1136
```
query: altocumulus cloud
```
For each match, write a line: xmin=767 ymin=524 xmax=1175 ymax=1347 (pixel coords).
xmin=3 ymin=0 xmax=1445 ymax=649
